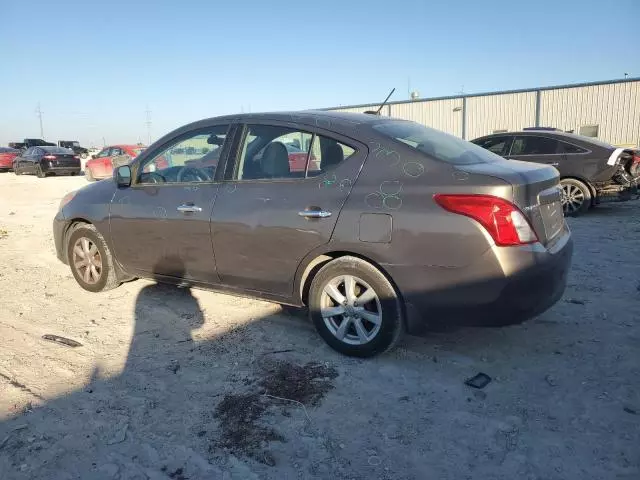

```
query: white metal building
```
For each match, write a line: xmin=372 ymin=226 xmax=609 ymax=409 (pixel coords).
xmin=327 ymin=78 xmax=640 ymax=148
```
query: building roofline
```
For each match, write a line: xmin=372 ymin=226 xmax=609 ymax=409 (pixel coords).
xmin=323 ymin=77 xmax=640 ymax=110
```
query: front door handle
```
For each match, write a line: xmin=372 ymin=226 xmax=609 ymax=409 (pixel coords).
xmin=298 ymin=209 xmax=332 ymax=219
xmin=177 ymin=204 xmax=202 ymax=213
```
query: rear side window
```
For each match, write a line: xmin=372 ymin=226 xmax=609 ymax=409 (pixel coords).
xmin=233 ymin=124 xmax=355 ymax=180
xmin=473 ymin=136 xmax=511 ymax=156
xmin=374 ymin=121 xmax=501 ymax=165
xmin=511 ymin=136 xmax=560 ymax=155
xmin=559 ymin=141 xmax=588 ymax=154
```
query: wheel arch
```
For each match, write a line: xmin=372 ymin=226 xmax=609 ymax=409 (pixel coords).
xmin=296 ymin=250 xmax=406 ymax=325
xmin=61 ymin=218 xmax=130 ymax=281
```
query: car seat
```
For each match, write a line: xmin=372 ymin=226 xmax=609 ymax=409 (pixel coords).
xmin=321 ymin=144 xmax=344 ymax=171
xmin=261 ymin=142 xmax=290 ymax=178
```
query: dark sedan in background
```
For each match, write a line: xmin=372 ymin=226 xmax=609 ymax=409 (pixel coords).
xmin=13 ymin=146 xmax=81 ymax=178
xmin=0 ymin=147 xmax=20 ymax=172
xmin=53 ymin=112 xmax=573 ymax=357
xmin=472 ymin=130 xmax=640 ymax=215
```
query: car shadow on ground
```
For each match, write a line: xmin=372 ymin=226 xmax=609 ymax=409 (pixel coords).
xmin=1 ymin=258 xmax=636 ymax=479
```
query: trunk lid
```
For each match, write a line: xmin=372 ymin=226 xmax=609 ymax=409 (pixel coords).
xmin=50 ymin=154 xmax=80 ymax=167
xmin=456 ymin=159 xmax=564 ymax=246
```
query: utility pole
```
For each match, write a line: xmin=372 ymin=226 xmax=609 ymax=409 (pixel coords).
xmin=35 ymin=103 xmax=44 ymax=138
xmin=145 ymin=105 xmax=152 ymax=145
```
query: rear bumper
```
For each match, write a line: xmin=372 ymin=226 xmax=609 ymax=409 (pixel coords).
xmin=42 ymin=166 xmax=81 ymax=175
xmin=386 ymin=227 xmax=573 ymax=333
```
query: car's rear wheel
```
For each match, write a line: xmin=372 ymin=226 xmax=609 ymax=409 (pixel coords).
xmin=35 ymin=165 xmax=46 ymax=178
xmin=14 ymin=164 xmax=21 ymax=175
xmin=67 ymin=224 xmax=120 ymax=292
xmin=308 ymin=256 xmax=403 ymax=357
xmin=560 ymin=178 xmax=591 ymax=216
xmin=85 ymin=167 xmax=95 ymax=182
xmin=80 ymin=152 xmax=88 ymax=159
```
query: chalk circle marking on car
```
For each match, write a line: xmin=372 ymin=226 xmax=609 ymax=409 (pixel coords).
xmin=402 ymin=161 xmax=425 ymax=178
xmin=152 ymin=207 xmax=168 ymax=219
xmin=452 ymin=170 xmax=470 ymax=181
xmin=318 ymin=174 xmax=337 ymax=189
xmin=365 ymin=181 xmax=404 ymax=210
xmin=339 ymin=178 xmax=352 ymax=191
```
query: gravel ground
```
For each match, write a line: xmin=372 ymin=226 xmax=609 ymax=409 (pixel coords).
xmin=0 ymin=173 xmax=638 ymax=480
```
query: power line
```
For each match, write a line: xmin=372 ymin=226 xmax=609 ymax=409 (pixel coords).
xmin=35 ymin=102 xmax=44 ymax=138
xmin=145 ymin=105 xmax=152 ymax=145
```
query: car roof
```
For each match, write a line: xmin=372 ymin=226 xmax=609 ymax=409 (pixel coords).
xmin=159 ymin=110 xmax=397 ymax=146
xmin=475 ymin=130 xmax=614 ymax=149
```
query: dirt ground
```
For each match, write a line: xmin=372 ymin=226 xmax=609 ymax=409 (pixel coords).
xmin=0 ymin=172 xmax=638 ymax=480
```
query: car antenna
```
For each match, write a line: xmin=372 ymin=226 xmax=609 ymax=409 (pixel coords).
xmin=364 ymin=88 xmax=395 ymax=115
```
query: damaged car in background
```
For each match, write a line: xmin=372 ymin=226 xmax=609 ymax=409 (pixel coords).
xmin=472 ymin=129 xmax=640 ymax=216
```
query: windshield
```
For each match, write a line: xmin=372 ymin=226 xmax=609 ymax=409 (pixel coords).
xmin=374 ymin=121 xmax=502 ymax=165
xmin=43 ymin=146 xmax=74 ymax=154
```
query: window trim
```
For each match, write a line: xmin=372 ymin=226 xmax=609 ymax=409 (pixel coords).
xmin=225 ymin=121 xmax=359 ymax=184
xmin=130 ymin=124 xmax=234 ymax=187
xmin=507 ymin=135 xmax=592 ymax=157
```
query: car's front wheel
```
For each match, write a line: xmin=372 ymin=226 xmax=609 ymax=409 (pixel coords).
xmin=67 ymin=224 xmax=120 ymax=292
xmin=308 ymin=256 xmax=403 ymax=357
xmin=560 ymin=178 xmax=591 ymax=216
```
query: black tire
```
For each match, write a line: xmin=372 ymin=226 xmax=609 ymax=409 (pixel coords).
xmin=67 ymin=224 xmax=120 ymax=292
xmin=80 ymin=152 xmax=88 ymax=159
xmin=85 ymin=168 xmax=95 ymax=182
xmin=308 ymin=256 xmax=403 ymax=357
xmin=560 ymin=178 xmax=591 ymax=217
xmin=14 ymin=164 xmax=21 ymax=175
xmin=35 ymin=165 xmax=46 ymax=178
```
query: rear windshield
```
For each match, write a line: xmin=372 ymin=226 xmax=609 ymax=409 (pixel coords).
xmin=374 ymin=121 xmax=502 ymax=165
xmin=42 ymin=147 xmax=74 ymax=154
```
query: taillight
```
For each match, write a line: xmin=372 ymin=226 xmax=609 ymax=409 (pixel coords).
xmin=433 ymin=194 xmax=538 ymax=246
xmin=43 ymin=155 xmax=56 ymax=160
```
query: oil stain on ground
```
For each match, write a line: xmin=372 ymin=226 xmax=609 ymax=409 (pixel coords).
xmin=213 ymin=359 xmax=338 ymax=466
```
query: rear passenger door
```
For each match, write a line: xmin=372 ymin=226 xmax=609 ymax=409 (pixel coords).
xmin=508 ymin=135 xmax=567 ymax=173
xmin=210 ymin=122 xmax=366 ymax=296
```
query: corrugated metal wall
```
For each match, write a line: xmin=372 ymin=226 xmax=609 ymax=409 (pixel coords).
xmin=389 ymin=99 xmax=463 ymax=136
xmin=465 ymin=92 xmax=536 ymax=140
xmin=329 ymin=79 xmax=640 ymax=147
xmin=540 ymin=82 xmax=640 ymax=146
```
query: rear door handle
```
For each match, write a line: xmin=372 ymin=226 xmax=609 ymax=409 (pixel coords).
xmin=177 ymin=204 xmax=202 ymax=213
xmin=298 ymin=209 xmax=332 ymax=218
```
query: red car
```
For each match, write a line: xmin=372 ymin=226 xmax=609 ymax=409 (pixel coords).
xmin=0 ymin=147 xmax=20 ymax=172
xmin=84 ymin=145 xmax=147 ymax=181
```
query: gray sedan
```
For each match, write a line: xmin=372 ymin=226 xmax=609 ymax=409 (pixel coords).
xmin=53 ymin=111 xmax=572 ymax=357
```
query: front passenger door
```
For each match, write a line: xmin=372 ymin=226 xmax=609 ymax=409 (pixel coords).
xmin=109 ymin=124 xmax=233 ymax=282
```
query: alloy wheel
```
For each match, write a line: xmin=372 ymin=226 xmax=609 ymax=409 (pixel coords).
xmin=72 ymin=237 xmax=103 ymax=285
xmin=561 ymin=183 xmax=585 ymax=214
xmin=320 ymin=275 xmax=382 ymax=345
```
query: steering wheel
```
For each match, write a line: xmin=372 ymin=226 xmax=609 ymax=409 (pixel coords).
xmin=145 ymin=172 xmax=166 ymax=184
xmin=177 ymin=166 xmax=211 ymax=183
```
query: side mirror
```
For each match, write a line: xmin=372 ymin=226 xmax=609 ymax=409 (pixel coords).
xmin=115 ymin=165 xmax=131 ymax=187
